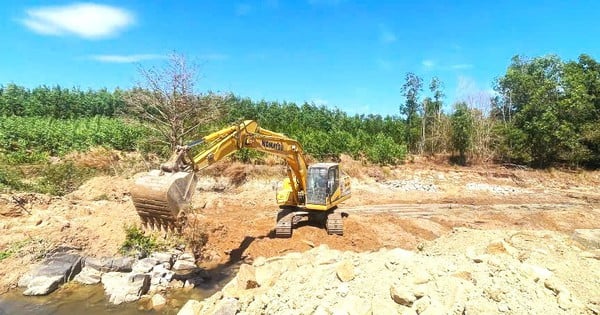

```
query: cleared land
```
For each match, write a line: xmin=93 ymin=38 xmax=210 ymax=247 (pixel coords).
xmin=1 ymin=161 xmax=599 ymax=310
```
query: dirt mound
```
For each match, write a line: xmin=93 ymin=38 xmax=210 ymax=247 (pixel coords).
xmin=195 ymin=228 xmax=600 ymax=314
xmin=68 ymin=176 xmax=133 ymax=201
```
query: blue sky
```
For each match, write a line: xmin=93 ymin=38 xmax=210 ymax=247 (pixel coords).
xmin=1 ymin=0 xmax=598 ymax=116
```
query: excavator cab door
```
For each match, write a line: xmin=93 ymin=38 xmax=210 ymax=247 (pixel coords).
xmin=306 ymin=163 xmax=338 ymax=208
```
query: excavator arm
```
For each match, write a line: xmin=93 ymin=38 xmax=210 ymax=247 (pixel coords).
xmin=131 ymin=120 xmax=309 ymax=230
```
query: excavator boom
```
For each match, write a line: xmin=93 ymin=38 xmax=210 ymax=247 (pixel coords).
xmin=130 ymin=120 xmax=351 ymax=235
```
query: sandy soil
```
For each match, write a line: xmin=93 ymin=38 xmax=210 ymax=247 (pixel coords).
xmin=1 ymin=163 xmax=599 ymax=295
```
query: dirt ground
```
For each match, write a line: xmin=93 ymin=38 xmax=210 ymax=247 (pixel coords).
xmin=1 ymin=162 xmax=599 ymax=295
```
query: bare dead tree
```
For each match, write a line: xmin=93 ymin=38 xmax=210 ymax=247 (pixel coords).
xmin=462 ymin=91 xmax=496 ymax=163
xmin=125 ymin=53 xmax=230 ymax=149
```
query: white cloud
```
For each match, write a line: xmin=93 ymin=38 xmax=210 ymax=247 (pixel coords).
xmin=450 ymin=63 xmax=473 ymax=70
xmin=89 ymin=54 xmax=165 ymax=63
xmin=21 ymin=3 xmax=134 ymax=39
xmin=422 ymin=60 xmax=435 ymax=68
xmin=378 ymin=25 xmax=396 ymax=44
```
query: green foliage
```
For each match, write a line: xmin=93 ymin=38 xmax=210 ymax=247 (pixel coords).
xmin=33 ymin=162 xmax=95 ymax=196
xmin=451 ymin=103 xmax=474 ymax=164
xmin=225 ymin=98 xmax=407 ymax=164
xmin=400 ymin=73 xmax=424 ymax=153
xmin=492 ymin=123 xmax=531 ymax=163
xmin=120 ymin=225 xmax=160 ymax=258
xmin=0 ymin=84 xmax=125 ymax=118
xmin=2 ymin=52 xmax=599 ymax=169
xmin=365 ymin=133 xmax=407 ymax=164
xmin=495 ymin=54 xmax=600 ymax=167
xmin=0 ymin=167 xmax=29 ymax=191
xmin=0 ymin=116 xmax=148 ymax=164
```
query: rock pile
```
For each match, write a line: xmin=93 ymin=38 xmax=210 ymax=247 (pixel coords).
xmin=18 ymin=250 xmax=202 ymax=306
xmin=465 ymin=183 xmax=525 ymax=195
xmin=185 ymin=229 xmax=599 ymax=315
xmin=383 ymin=179 xmax=438 ymax=192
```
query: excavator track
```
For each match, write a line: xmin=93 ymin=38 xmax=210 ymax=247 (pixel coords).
xmin=326 ymin=210 xmax=343 ymax=235
xmin=275 ymin=209 xmax=294 ymax=238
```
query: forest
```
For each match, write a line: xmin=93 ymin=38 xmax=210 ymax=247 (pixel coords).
xmin=0 ymin=53 xmax=598 ymax=172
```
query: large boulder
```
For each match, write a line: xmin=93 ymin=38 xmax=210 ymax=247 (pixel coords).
xmin=84 ymin=256 xmax=134 ymax=272
xmin=132 ymin=257 xmax=159 ymax=273
xmin=19 ymin=252 xmax=83 ymax=296
xmin=150 ymin=252 xmax=175 ymax=265
xmin=73 ymin=266 xmax=103 ymax=285
xmin=101 ymin=272 xmax=150 ymax=304
xmin=173 ymin=260 xmax=197 ymax=271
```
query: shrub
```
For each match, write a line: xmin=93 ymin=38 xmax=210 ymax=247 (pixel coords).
xmin=33 ymin=162 xmax=95 ymax=196
xmin=182 ymin=215 xmax=209 ymax=259
xmin=119 ymin=225 xmax=160 ymax=258
xmin=0 ymin=167 xmax=29 ymax=191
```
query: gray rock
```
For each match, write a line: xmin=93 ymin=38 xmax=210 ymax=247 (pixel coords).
xmin=101 ymin=272 xmax=150 ymax=304
xmin=23 ymin=275 xmax=64 ymax=296
xmin=178 ymin=299 xmax=203 ymax=315
xmin=132 ymin=258 xmax=159 ymax=273
xmin=178 ymin=253 xmax=195 ymax=262
xmin=150 ymin=264 xmax=175 ymax=285
xmin=150 ymin=252 xmax=175 ymax=265
xmin=20 ymin=253 xmax=83 ymax=296
xmin=74 ymin=266 xmax=103 ymax=285
xmin=84 ymin=256 xmax=134 ymax=272
xmin=173 ymin=260 xmax=197 ymax=271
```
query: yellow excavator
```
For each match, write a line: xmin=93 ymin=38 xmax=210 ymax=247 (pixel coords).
xmin=130 ymin=120 xmax=351 ymax=237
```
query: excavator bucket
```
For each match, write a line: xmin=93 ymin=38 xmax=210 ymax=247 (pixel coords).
xmin=130 ymin=170 xmax=198 ymax=231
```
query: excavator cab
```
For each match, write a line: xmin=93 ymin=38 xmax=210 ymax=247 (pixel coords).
xmin=305 ymin=163 xmax=350 ymax=210
xmin=306 ymin=163 xmax=337 ymax=206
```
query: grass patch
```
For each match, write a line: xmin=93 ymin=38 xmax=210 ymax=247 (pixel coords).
xmin=0 ymin=239 xmax=32 ymax=261
xmin=120 ymin=225 xmax=162 ymax=258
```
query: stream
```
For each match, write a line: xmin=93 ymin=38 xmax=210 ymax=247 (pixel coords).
xmin=0 ymin=264 xmax=239 ymax=315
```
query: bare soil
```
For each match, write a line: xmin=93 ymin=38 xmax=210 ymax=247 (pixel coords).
xmin=1 ymin=162 xmax=599 ymax=297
